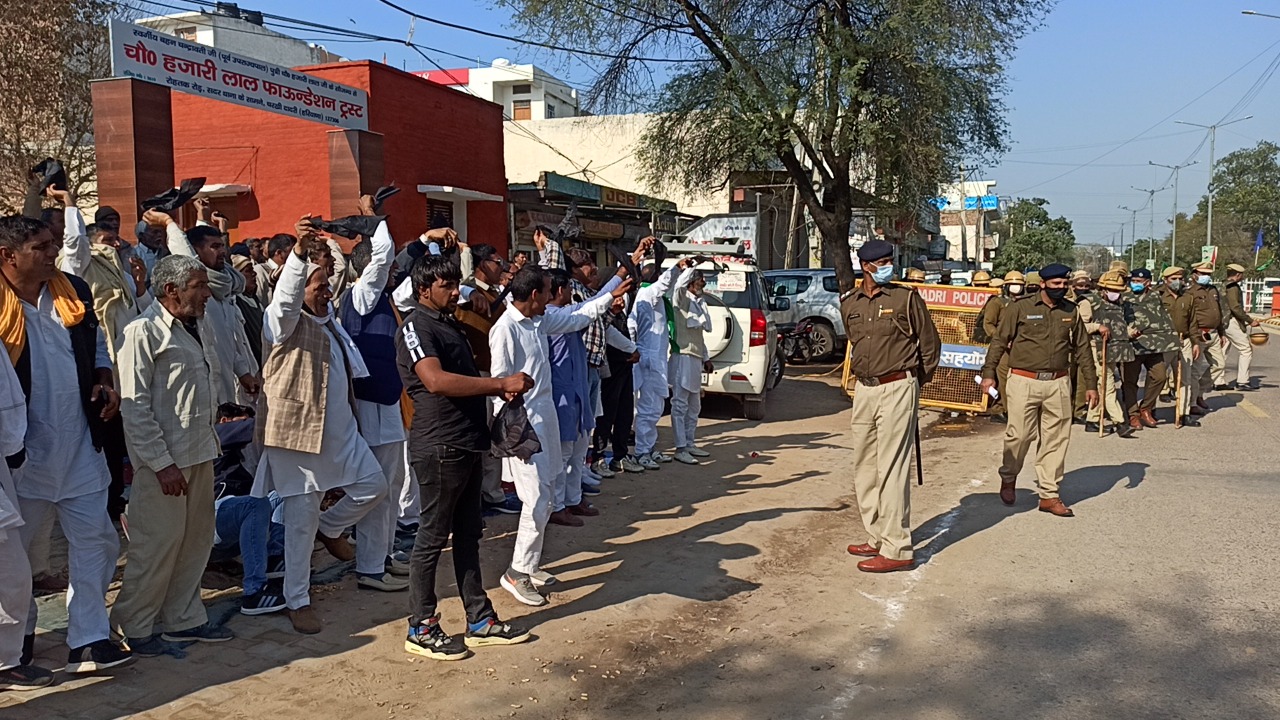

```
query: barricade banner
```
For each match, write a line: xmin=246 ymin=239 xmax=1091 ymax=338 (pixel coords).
xmin=843 ymin=283 xmax=999 ymax=411
xmin=109 ymin=19 xmax=369 ymax=130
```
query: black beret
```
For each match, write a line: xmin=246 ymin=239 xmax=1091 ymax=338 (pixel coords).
xmin=94 ymin=206 xmax=120 ymax=223
xmin=1130 ymin=268 xmax=1152 ymax=280
xmin=856 ymin=239 xmax=894 ymax=262
xmin=1039 ymin=263 xmax=1071 ymax=280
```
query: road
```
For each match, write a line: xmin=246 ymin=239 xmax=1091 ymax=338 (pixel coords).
xmin=4 ymin=345 xmax=1279 ymax=719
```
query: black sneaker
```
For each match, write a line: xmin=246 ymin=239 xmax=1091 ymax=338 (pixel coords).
xmin=265 ymin=556 xmax=286 ymax=580
xmin=241 ymin=589 xmax=288 ymax=616
xmin=405 ymin=616 xmax=471 ymax=661
xmin=125 ymin=635 xmax=168 ymax=657
xmin=161 ymin=623 xmax=235 ymax=643
xmin=66 ymin=639 xmax=135 ymax=674
xmin=19 ymin=633 xmax=33 ymax=665
xmin=464 ymin=618 xmax=531 ymax=648
xmin=581 ymin=482 xmax=601 ymax=497
xmin=0 ymin=664 xmax=54 ymax=691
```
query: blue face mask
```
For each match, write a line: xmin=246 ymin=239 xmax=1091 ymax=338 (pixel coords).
xmin=871 ymin=264 xmax=895 ymax=285
xmin=1196 ymin=274 xmax=1211 ymax=286
xmin=1130 ymin=282 xmax=1146 ymax=293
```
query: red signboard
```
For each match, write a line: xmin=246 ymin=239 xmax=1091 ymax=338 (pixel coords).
xmin=912 ymin=283 xmax=997 ymax=309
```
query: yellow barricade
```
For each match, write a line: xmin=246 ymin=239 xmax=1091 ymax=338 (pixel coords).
xmin=842 ymin=283 xmax=999 ymax=412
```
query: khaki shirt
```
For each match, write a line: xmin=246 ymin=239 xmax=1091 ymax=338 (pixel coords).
xmin=1190 ymin=284 xmax=1225 ymax=332
xmin=840 ymin=282 xmax=940 ymax=381
xmin=982 ymin=295 xmax=1096 ymax=388
xmin=1159 ymin=288 xmax=1197 ymax=338
xmin=978 ymin=295 xmax=1010 ymax=341
xmin=118 ymin=301 xmax=221 ymax=472
xmin=1225 ymin=282 xmax=1254 ymax=328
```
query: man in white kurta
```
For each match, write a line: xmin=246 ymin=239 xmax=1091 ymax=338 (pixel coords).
xmin=252 ymin=243 xmax=389 ymax=633
xmin=490 ymin=267 xmax=624 ymax=607
xmin=629 ymin=263 xmax=685 ymax=468
xmin=669 ymin=268 xmax=713 ymax=465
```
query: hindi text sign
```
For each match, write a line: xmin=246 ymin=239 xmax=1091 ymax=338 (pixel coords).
xmin=110 ymin=19 xmax=368 ymax=131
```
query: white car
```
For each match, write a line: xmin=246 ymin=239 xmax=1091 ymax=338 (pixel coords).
xmin=660 ymin=243 xmax=781 ymax=420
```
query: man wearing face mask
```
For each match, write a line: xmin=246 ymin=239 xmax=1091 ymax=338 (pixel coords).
xmin=1121 ymin=268 xmax=1177 ymax=429
xmin=981 ymin=263 xmax=1097 ymax=517
xmin=1222 ymin=263 xmax=1260 ymax=390
xmin=1159 ymin=267 xmax=1204 ymax=426
xmin=1188 ymin=261 xmax=1228 ymax=403
xmin=975 ymin=271 xmax=1025 ymax=423
xmin=1067 ymin=270 xmax=1092 ymax=302
xmin=841 ymin=240 xmax=940 ymax=573
xmin=1078 ymin=271 xmax=1135 ymax=437
xmin=1067 ymin=271 xmax=1094 ymax=423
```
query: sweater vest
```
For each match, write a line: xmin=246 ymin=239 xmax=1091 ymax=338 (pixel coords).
xmin=339 ymin=291 xmax=403 ymax=405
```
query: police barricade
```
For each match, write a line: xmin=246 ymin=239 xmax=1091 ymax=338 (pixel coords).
xmin=842 ymin=283 xmax=1000 ymax=412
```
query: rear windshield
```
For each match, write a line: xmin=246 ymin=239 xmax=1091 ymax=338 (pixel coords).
xmin=702 ymin=270 xmax=764 ymax=309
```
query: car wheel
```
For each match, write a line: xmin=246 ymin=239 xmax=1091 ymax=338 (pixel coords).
xmin=769 ymin=348 xmax=785 ymax=389
xmin=743 ymin=392 xmax=767 ymax=421
xmin=809 ymin=321 xmax=836 ymax=361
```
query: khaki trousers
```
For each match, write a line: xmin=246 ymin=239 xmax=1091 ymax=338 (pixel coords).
xmin=1203 ymin=330 xmax=1226 ymax=389
xmin=111 ymin=462 xmax=215 ymax=639
xmin=1177 ymin=340 xmax=1206 ymax=415
xmin=1223 ymin=322 xmax=1254 ymax=386
xmin=1085 ymin=360 xmax=1124 ymax=425
xmin=999 ymin=373 xmax=1072 ymax=499
xmin=1120 ymin=354 xmax=1167 ymax=415
xmin=849 ymin=377 xmax=918 ymax=561
xmin=990 ymin=353 xmax=1009 ymax=415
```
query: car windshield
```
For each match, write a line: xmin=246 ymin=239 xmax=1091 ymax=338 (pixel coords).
xmin=702 ymin=270 xmax=764 ymax=309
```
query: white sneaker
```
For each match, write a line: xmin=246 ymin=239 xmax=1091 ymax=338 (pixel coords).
xmin=652 ymin=452 xmax=673 ymax=463
xmin=687 ymin=447 xmax=711 ymax=458
xmin=673 ymin=450 xmax=699 ymax=465
xmin=357 ymin=572 xmax=409 ymax=592
xmin=529 ymin=570 xmax=559 ymax=587
xmin=501 ymin=573 xmax=548 ymax=607
xmin=385 ymin=554 xmax=410 ymax=577
xmin=591 ymin=458 xmax=617 ymax=478
xmin=619 ymin=455 xmax=645 ymax=473
xmin=638 ymin=453 xmax=661 ymax=471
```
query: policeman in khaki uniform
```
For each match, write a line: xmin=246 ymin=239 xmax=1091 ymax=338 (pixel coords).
xmin=1078 ymin=271 xmax=1136 ymax=438
xmin=1159 ymin=266 xmax=1205 ymax=427
xmin=971 ymin=270 xmax=992 ymax=288
xmin=841 ymin=240 xmax=940 ymax=573
xmin=1121 ymin=268 xmax=1178 ymax=429
xmin=976 ymin=271 xmax=1027 ymax=423
xmin=981 ymin=263 xmax=1097 ymax=518
xmin=1222 ymin=263 xmax=1260 ymax=390
xmin=904 ymin=267 xmax=926 ymax=284
xmin=1189 ymin=261 xmax=1228 ymax=398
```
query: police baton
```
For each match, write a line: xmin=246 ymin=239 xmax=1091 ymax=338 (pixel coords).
xmin=913 ymin=419 xmax=924 ymax=486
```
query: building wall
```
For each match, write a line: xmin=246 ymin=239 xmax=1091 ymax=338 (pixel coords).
xmin=417 ymin=64 xmax=580 ymax=120
xmin=168 ymin=61 xmax=508 ymax=251
xmin=140 ymin=13 xmax=343 ymax=68
xmin=502 ymin=114 xmax=725 ymax=218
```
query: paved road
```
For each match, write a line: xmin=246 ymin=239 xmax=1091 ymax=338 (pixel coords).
xmin=3 ymin=346 xmax=1277 ymax=719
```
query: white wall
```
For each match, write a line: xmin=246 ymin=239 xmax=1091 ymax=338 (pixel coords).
xmin=140 ymin=13 xmax=342 ymax=68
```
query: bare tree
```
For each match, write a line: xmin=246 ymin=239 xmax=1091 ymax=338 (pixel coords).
xmin=0 ymin=0 xmax=131 ymax=214
xmin=497 ymin=0 xmax=1051 ymax=290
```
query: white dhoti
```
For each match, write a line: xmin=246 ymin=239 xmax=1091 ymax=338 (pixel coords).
xmin=633 ymin=360 xmax=668 ymax=456
xmin=669 ymin=353 xmax=703 ymax=450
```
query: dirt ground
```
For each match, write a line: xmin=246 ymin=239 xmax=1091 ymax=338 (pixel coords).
xmin=4 ymin=363 xmax=1020 ymax=720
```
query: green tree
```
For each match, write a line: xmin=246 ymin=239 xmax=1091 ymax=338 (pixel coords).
xmin=991 ymin=198 xmax=1075 ymax=274
xmin=498 ymin=0 xmax=1051 ymax=290
xmin=1197 ymin=141 xmax=1280 ymax=244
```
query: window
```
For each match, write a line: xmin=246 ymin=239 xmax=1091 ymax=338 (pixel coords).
xmin=512 ymin=99 xmax=531 ymax=121
xmin=822 ymin=275 xmax=840 ymax=293
xmin=426 ymin=199 xmax=454 ymax=230
xmin=546 ymin=103 xmax=556 ymax=118
xmin=769 ymin=276 xmax=811 ymax=297
xmin=512 ymin=84 xmax=531 ymax=95
xmin=704 ymin=271 xmax=764 ymax=309
xmin=176 ymin=25 xmax=198 ymax=42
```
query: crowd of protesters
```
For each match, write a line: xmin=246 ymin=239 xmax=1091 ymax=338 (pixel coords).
xmin=1 ymin=177 xmax=721 ymax=689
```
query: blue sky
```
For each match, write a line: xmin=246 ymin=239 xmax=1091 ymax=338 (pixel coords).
xmin=153 ymin=0 xmax=1280 ymax=249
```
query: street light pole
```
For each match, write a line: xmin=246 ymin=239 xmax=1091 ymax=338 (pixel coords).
xmin=1150 ymin=161 xmax=1197 ymax=267
xmin=1130 ymin=186 xmax=1168 ymax=269
xmin=1119 ymin=205 xmax=1139 ymax=268
xmin=1175 ymin=116 xmax=1252 ymax=251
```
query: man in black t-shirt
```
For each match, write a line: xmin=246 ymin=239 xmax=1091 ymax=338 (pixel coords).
xmin=395 ymin=255 xmax=534 ymax=661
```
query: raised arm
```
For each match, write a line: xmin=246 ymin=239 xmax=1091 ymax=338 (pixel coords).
xmin=350 ymin=219 xmax=395 ymax=317
xmin=263 ymin=224 xmax=314 ymax=345
xmin=53 ymin=189 xmax=89 ymax=276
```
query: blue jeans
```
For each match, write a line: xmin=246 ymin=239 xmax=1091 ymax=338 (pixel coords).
xmin=213 ymin=496 xmax=285 ymax=596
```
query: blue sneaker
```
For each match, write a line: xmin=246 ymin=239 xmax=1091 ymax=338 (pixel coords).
xmin=483 ymin=493 xmax=522 ymax=515
xmin=581 ymin=482 xmax=601 ymax=497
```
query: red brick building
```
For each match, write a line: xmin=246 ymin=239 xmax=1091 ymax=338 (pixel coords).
xmin=94 ymin=60 xmax=508 ymax=252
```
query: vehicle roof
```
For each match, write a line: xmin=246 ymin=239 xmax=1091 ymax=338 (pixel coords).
xmin=660 ymin=259 xmax=759 ymax=273
xmin=763 ymin=268 xmax=834 ymax=276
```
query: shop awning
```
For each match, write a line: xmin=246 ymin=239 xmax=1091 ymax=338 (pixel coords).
xmin=416 ymin=185 xmax=504 ymax=202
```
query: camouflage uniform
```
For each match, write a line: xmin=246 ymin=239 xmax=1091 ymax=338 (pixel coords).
xmin=1121 ymin=290 xmax=1178 ymax=420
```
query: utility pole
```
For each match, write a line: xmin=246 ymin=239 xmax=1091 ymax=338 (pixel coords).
xmin=1132 ymin=186 xmax=1168 ymax=268
xmin=1150 ymin=161 xmax=1197 ymax=267
xmin=1119 ymin=206 xmax=1139 ymax=268
xmin=1176 ymin=116 xmax=1252 ymax=250
xmin=958 ymin=167 xmax=970 ymax=268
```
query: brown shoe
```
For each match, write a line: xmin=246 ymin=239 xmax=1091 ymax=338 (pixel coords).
xmin=846 ymin=543 xmax=878 ymax=557
xmin=1128 ymin=416 xmax=1144 ymax=431
xmin=568 ymin=501 xmax=599 ymax=517
xmin=288 ymin=605 xmax=323 ymax=635
xmin=1139 ymin=409 xmax=1159 ymax=428
xmin=1037 ymin=498 xmax=1074 ymax=517
xmin=316 ymin=531 xmax=355 ymax=562
xmin=999 ymin=481 xmax=1016 ymax=506
xmin=856 ymin=555 xmax=914 ymax=573
xmin=548 ymin=509 xmax=584 ymax=527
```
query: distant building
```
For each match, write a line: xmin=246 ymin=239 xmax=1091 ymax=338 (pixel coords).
xmin=415 ymin=61 xmax=581 ymax=120
xmin=138 ymin=4 xmax=344 ymax=68
xmin=937 ymin=179 xmax=1004 ymax=264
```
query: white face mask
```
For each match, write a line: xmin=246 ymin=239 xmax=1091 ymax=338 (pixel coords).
xmin=1104 ymin=290 xmax=1121 ymax=302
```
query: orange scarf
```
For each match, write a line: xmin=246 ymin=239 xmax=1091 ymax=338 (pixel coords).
xmin=0 ymin=272 xmax=86 ymax=364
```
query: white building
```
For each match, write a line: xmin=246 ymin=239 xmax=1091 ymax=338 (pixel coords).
xmin=138 ymin=5 xmax=344 ymax=68
xmin=415 ymin=60 xmax=581 ymax=120
xmin=937 ymin=179 xmax=1003 ymax=264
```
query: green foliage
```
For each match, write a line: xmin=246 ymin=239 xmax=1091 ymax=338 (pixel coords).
xmin=499 ymin=0 xmax=1051 ymax=290
xmin=991 ymin=198 xmax=1075 ymax=274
